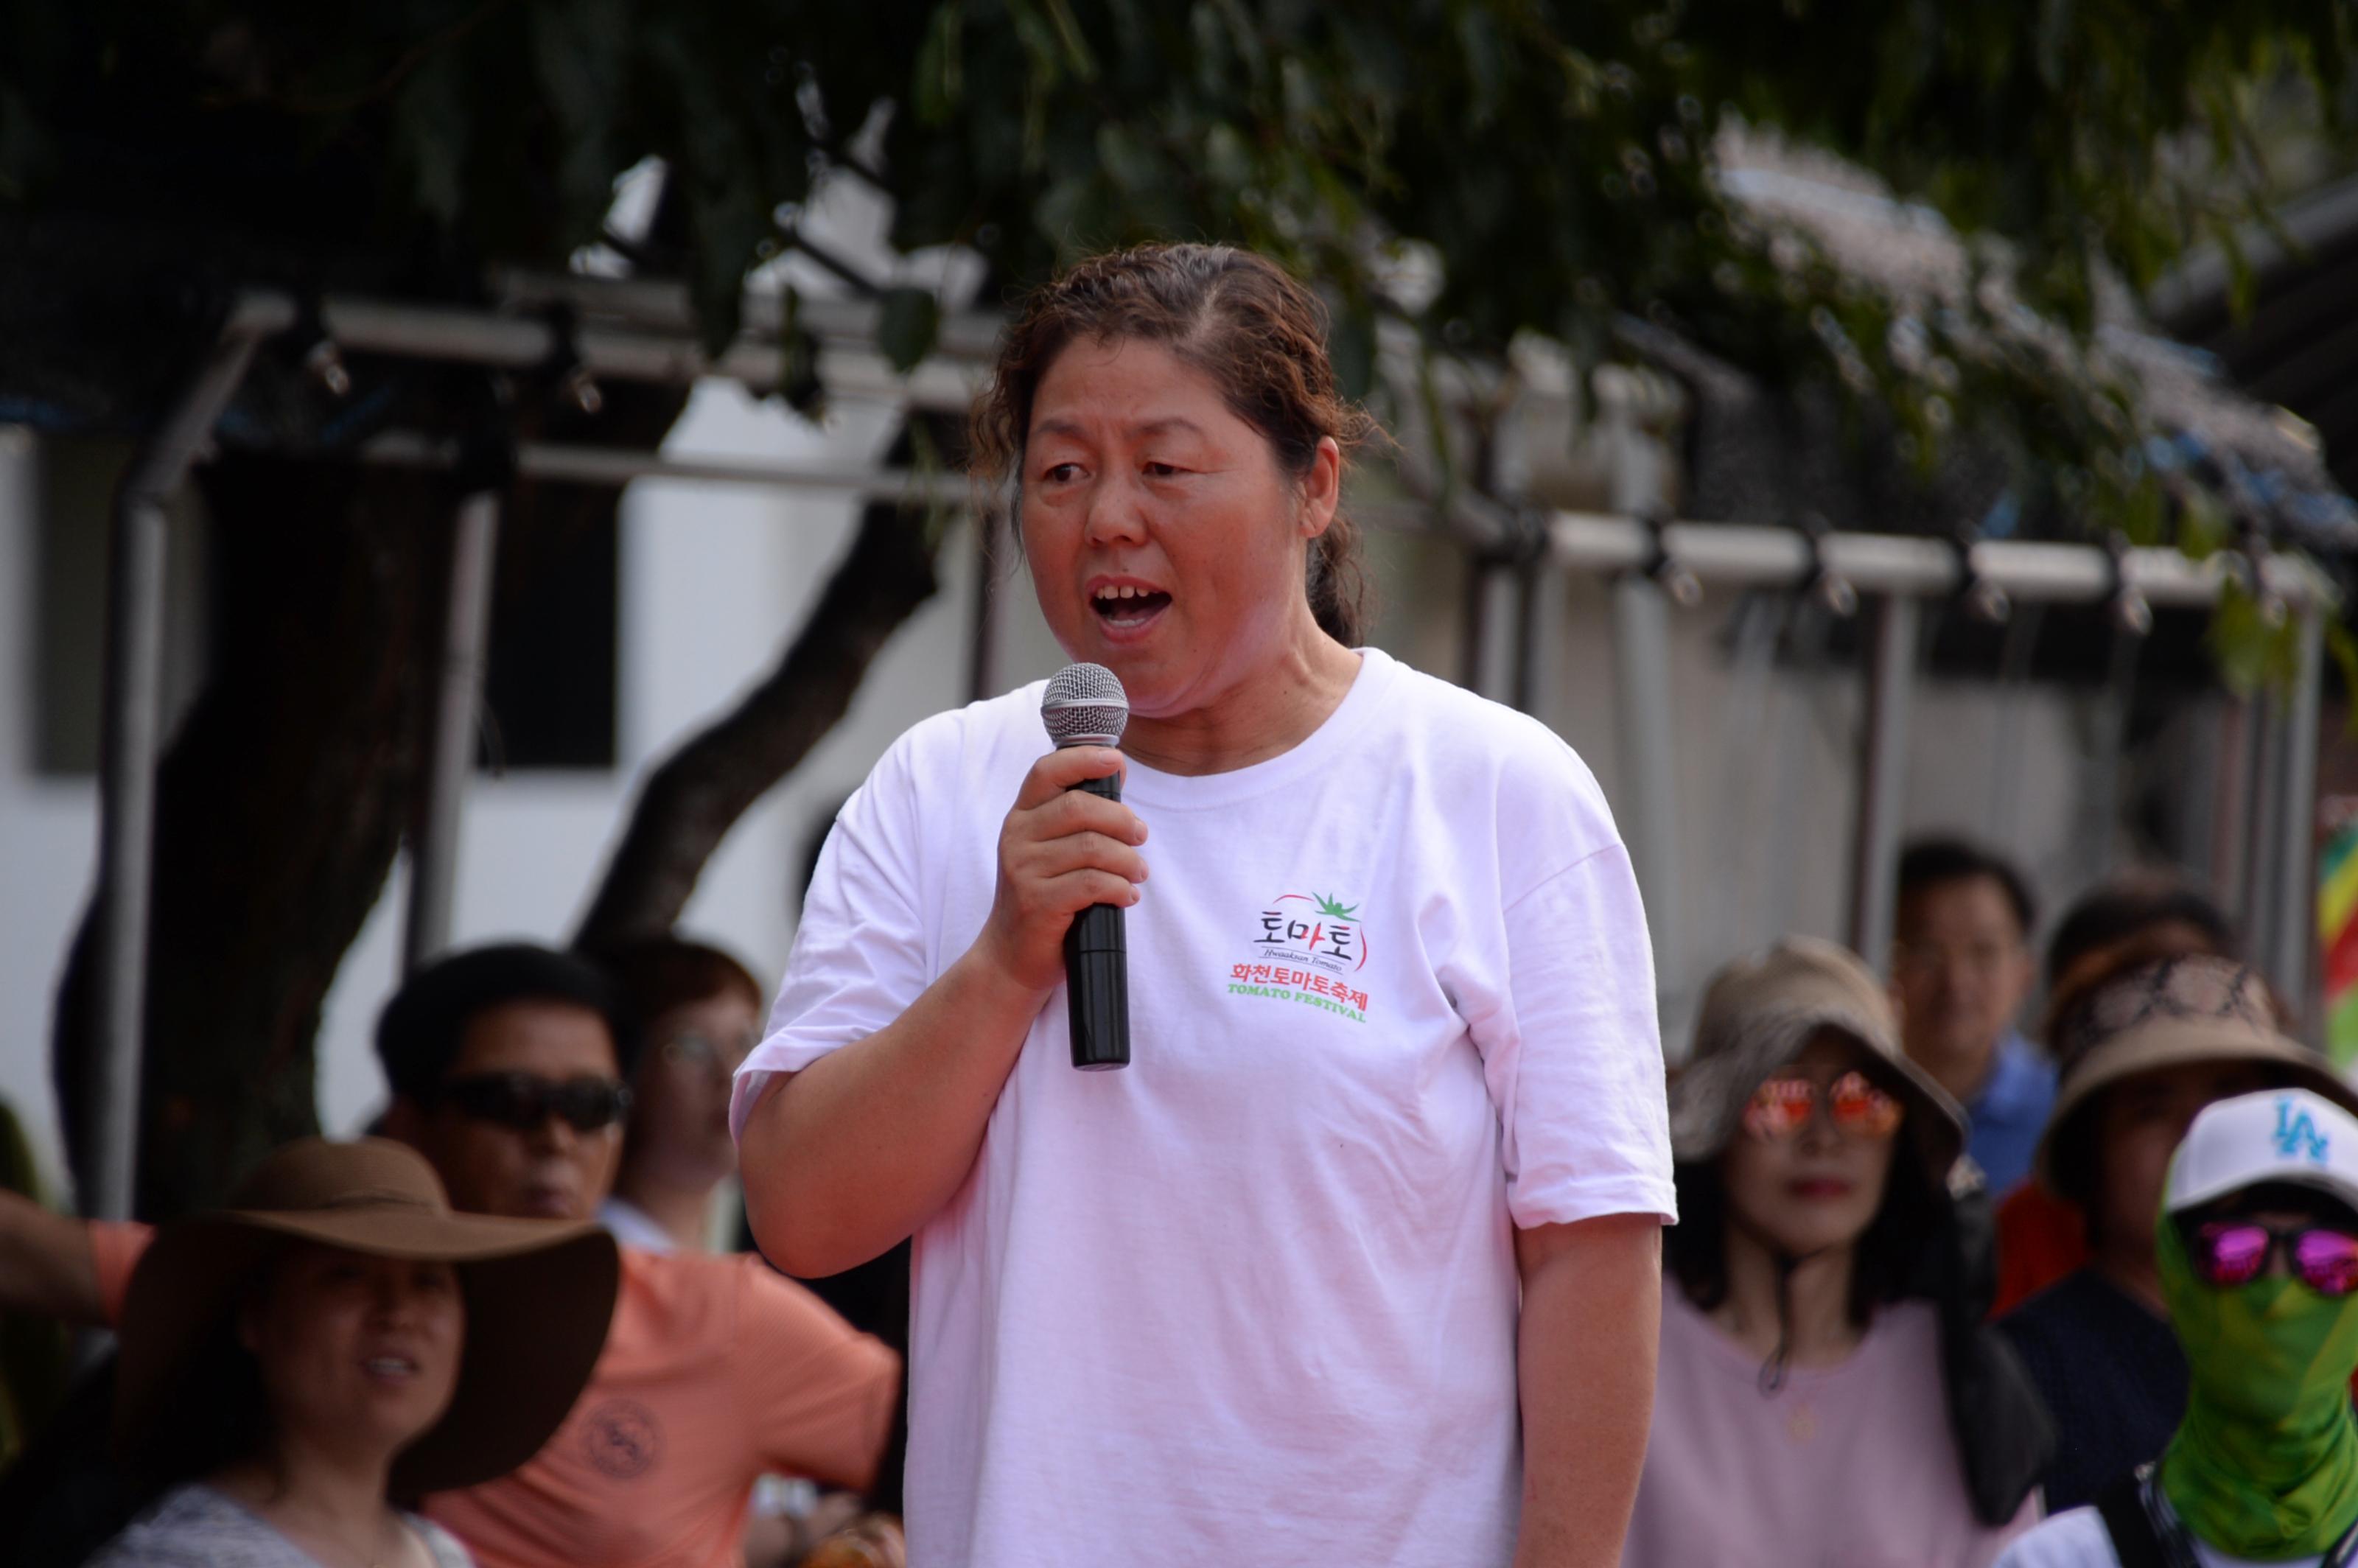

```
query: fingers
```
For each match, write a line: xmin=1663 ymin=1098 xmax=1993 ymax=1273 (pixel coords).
xmin=982 ymin=754 xmax=1150 ymax=991
xmin=1013 ymin=830 xmax=1149 ymax=887
xmin=1032 ymin=869 xmax=1144 ymax=911
xmin=1023 ymin=786 xmax=1147 ymax=847
xmin=1015 ymin=745 xmax=1128 ymax=810
xmin=992 ymin=858 xmax=1141 ymax=936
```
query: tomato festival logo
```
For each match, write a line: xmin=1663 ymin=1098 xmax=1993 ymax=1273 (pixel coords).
xmin=1225 ymin=892 xmax=1371 ymax=1023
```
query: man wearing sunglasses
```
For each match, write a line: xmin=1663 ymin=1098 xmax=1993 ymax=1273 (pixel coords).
xmin=0 ymin=942 xmax=900 ymax=1568
xmin=1997 ymin=1088 xmax=2358 ymax=1567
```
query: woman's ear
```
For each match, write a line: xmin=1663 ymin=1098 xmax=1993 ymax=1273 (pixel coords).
xmin=1297 ymin=437 xmax=1342 ymax=539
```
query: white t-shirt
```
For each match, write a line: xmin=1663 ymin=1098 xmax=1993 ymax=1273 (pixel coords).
xmin=1994 ymin=1505 xmax=2324 ymax=1568
xmin=732 ymin=647 xmax=1675 ymax=1567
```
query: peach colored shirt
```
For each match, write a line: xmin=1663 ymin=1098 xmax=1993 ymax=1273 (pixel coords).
xmin=90 ymin=1224 xmax=898 ymax=1568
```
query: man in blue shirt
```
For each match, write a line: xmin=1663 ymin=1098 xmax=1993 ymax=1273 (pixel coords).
xmin=1892 ymin=837 xmax=2054 ymax=1193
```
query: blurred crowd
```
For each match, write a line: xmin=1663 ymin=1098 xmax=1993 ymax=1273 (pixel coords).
xmin=2 ymin=833 xmax=2357 ymax=1566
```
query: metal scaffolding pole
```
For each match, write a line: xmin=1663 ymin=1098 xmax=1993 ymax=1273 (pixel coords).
xmin=1611 ymin=575 xmax=1684 ymax=1015
xmin=2241 ymin=696 xmax=2281 ymax=962
xmin=1461 ymin=560 xmax=1523 ymax=701
xmin=89 ymin=295 xmax=293 ymax=1219
xmin=2270 ymin=609 xmax=2328 ymax=1025
xmin=1546 ymin=512 xmax=2331 ymax=609
xmin=968 ymin=507 xmax=1004 ymax=704
xmin=1847 ymin=595 xmax=1921 ymax=972
xmin=360 ymin=431 xmax=973 ymax=505
xmin=1520 ymin=555 xmax=1571 ymax=725
xmin=403 ymin=490 xmax=503 ymax=974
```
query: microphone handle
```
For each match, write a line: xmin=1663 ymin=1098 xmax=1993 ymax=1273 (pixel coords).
xmin=1063 ymin=770 xmax=1130 ymax=1071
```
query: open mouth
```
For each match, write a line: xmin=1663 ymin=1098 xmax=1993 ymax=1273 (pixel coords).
xmin=362 ymin=1354 xmax=421 ymax=1382
xmin=1090 ymin=582 xmax=1172 ymax=629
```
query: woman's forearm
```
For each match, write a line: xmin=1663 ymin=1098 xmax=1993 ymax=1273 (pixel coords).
xmin=741 ymin=945 xmax=1051 ymax=1277
xmin=1513 ymin=1214 xmax=1662 ymax=1568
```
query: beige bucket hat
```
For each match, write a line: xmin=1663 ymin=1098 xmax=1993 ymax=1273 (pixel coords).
xmin=113 ymin=1137 xmax=618 ymax=1494
xmin=2034 ymin=953 xmax=2358 ymax=1190
xmin=1670 ymin=935 xmax=1966 ymax=1179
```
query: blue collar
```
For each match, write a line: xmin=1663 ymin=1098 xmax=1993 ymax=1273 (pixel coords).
xmin=1970 ymin=1030 xmax=2052 ymax=1119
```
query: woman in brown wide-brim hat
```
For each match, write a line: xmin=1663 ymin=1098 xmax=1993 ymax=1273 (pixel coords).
xmin=88 ymin=1138 xmax=617 ymax=1568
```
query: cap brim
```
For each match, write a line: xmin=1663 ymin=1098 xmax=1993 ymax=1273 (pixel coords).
xmin=2168 ymin=1163 xmax=2358 ymax=1219
xmin=2034 ymin=1021 xmax=2358 ymax=1189
xmin=113 ymin=1214 xmax=618 ymax=1495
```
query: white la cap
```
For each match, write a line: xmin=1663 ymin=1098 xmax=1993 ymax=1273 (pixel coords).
xmin=2166 ymin=1088 xmax=2358 ymax=1217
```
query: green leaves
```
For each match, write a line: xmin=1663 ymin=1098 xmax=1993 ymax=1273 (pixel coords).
xmin=1 ymin=0 xmax=2346 ymax=600
xmin=878 ymin=287 xmax=942 ymax=374
xmin=914 ymin=2 xmax=967 ymax=125
xmin=2212 ymin=575 xmax=2307 ymax=697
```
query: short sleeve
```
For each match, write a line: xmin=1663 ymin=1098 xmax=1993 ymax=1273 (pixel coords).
xmin=89 ymin=1219 xmax=155 ymax=1326
xmin=732 ymin=737 xmax=933 ymax=1141
xmin=730 ymin=1260 xmax=903 ymax=1488
xmin=1480 ymin=843 xmax=1676 ymax=1230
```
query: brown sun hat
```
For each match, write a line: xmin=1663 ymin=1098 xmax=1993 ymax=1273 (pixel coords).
xmin=1669 ymin=935 xmax=1966 ymax=1180
xmin=2033 ymin=953 xmax=2358 ymax=1190
xmin=113 ymin=1137 xmax=618 ymax=1495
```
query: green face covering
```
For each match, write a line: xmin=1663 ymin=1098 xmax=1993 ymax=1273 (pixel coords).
xmin=2157 ymin=1211 xmax=2358 ymax=1558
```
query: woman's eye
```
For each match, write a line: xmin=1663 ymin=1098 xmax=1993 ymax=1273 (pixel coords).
xmin=1143 ymin=461 xmax=1184 ymax=478
xmin=1040 ymin=462 xmax=1082 ymax=484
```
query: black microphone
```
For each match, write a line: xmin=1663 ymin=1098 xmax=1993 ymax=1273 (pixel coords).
xmin=1041 ymin=663 xmax=1131 ymax=1071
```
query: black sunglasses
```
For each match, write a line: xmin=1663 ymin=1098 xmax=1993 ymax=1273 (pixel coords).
xmin=435 ymin=1072 xmax=632 ymax=1133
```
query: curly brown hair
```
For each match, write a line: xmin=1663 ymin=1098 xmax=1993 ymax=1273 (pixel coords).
xmin=970 ymin=242 xmax=1380 ymax=645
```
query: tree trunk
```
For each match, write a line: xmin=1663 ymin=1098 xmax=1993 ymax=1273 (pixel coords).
xmin=51 ymin=455 xmax=444 ymax=1219
xmin=48 ymin=381 xmax=689 ymax=1218
xmin=574 ymin=497 xmax=946 ymax=949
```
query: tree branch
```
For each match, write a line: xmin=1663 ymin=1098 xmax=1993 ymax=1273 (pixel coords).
xmin=573 ymin=500 xmax=943 ymax=949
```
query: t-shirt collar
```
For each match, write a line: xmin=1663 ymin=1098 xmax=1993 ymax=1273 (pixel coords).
xmin=1119 ymin=647 xmax=1397 ymax=811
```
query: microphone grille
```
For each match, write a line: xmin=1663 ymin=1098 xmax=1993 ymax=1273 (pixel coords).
xmin=1041 ymin=663 xmax=1130 ymax=748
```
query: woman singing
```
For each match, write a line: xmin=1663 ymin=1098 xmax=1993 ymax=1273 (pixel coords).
xmin=733 ymin=243 xmax=1673 ymax=1567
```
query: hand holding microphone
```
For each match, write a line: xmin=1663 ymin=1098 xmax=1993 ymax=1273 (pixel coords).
xmin=975 ymin=664 xmax=1144 ymax=1067
xmin=1040 ymin=665 xmax=1133 ymax=1069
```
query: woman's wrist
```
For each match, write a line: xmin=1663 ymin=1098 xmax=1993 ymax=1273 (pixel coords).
xmin=956 ymin=928 xmax=1059 ymax=1018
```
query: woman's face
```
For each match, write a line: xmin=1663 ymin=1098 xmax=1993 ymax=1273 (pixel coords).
xmin=1719 ymin=1032 xmax=1900 ymax=1260
xmin=2091 ymin=1060 xmax=2276 ymax=1263
xmin=1020 ymin=336 xmax=1340 ymax=720
xmin=629 ymin=987 xmax=762 ymax=1189
xmin=242 ymin=1244 xmax=464 ymax=1462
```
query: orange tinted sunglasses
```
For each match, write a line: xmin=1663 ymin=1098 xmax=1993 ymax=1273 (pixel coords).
xmin=1742 ymin=1071 xmax=1903 ymax=1141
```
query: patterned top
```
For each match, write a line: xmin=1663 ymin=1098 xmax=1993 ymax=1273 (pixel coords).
xmin=86 ymin=1484 xmax=475 ymax=1568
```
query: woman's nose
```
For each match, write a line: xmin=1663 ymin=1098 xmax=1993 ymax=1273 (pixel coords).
xmin=1082 ymin=477 xmax=1150 ymax=545
xmin=371 ymin=1271 xmax=421 ymax=1323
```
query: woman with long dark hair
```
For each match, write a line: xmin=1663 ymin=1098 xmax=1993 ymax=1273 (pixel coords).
xmin=735 ymin=243 xmax=1673 ymax=1565
xmin=1626 ymin=938 xmax=2048 ymax=1565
